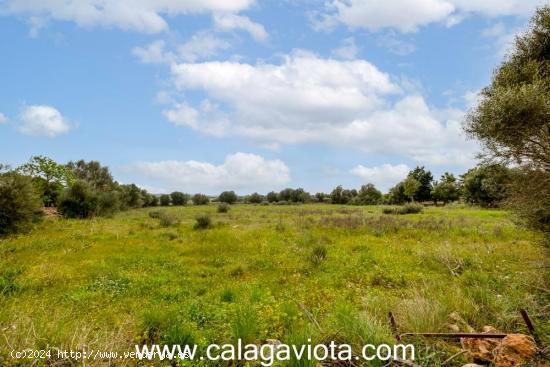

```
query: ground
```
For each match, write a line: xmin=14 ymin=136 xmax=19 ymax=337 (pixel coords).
xmin=0 ymin=204 xmax=548 ymax=366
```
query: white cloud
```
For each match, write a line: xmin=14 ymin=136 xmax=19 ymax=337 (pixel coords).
xmin=0 ymin=112 xmax=7 ymax=124
xmin=2 ymin=0 xmax=256 ymax=34
xmin=318 ymin=0 xmax=545 ymax=33
xmin=133 ymin=33 xmax=230 ymax=65
xmin=213 ymin=13 xmax=268 ymax=42
xmin=18 ymin=105 xmax=71 ymax=137
xmin=351 ymin=163 xmax=410 ymax=191
xmin=165 ymin=52 xmax=477 ymax=166
xmin=128 ymin=152 xmax=290 ymax=193
xmin=377 ymin=31 xmax=416 ymax=55
xmin=331 ymin=37 xmax=359 ymax=60
xmin=481 ymin=22 xmax=523 ymax=57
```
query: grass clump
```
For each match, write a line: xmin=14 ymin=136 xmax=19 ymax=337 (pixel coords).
xmin=158 ymin=211 xmax=180 ymax=227
xmin=194 ymin=213 xmax=212 ymax=229
xmin=383 ymin=203 xmax=423 ymax=215
xmin=217 ymin=203 xmax=230 ymax=213
xmin=311 ymin=245 xmax=327 ymax=266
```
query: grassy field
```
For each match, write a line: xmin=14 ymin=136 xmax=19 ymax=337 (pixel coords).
xmin=0 ymin=204 xmax=548 ymax=366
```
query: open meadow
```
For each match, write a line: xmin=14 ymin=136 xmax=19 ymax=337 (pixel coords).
xmin=0 ymin=204 xmax=547 ymax=366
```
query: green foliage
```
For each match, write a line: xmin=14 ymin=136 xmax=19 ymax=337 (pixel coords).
xmin=386 ymin=181 xmax=407 ymax=204
xmin=194 ymin=213 xmax=212 ymax=229
xmin=0 ymin=171 xmax=44 ymax=236
xmin=170 ymin=191 xmax=189 ymax=206
xmin=66 ymin=160 xmax=115 ymax=191
xmin=383 ymin=203 xmax=423 ymax=215
xmin=247 ymin=192 xmax=263 ymax=204
xmin=218 ymin=190 xmax=237 ymax=204
xmin=266 ymin=191 xmax=278 ymax=203
xmin=119 ymin=184 xmax=143 ymax=209
xmin=160 ymin=194 xmax=171 ymax=206
xmin=432 ymin=173 xmax=460 ymax=205
xmin=461 ymin=164 xmax=512 ymax=207
xmin=330 ymin=185 xmax=357 ymax=204
xmin=192 ymin=193 xmax=209 ymax=205
xmin=311 ymin=245 xmax=327 ymax=266
xmin=314 ymin=192 xmax=327 ymax=203
xmin=57 ymin=180 xmax=99 ymax=218
xmin=232 ymin=305 xmax=258 ymax=344
xmin=407 ymin=166 xmax=433 ymax=202
xmin=356 ymin=183 xmax=382 ymax=205
xmin=18 ymin=156 xmax=73 ymax=207
xmin=403 ymin=176 xmax=421 ymax=202
xmin=158 ymin=211 xmax=180 ymax=227
xmin=217 ymin=202 xmax=230 ymax=213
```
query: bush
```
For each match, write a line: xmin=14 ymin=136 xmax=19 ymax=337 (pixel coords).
xmin=0 ymin=171 xmax=44 ymax=236
xmin=217 ymin=203 xmax=230 ymax=213
xmin=218 ymin=191 xmax=237 ymax=204
xmin=148 ymin=210 xmax=162 ymax=219
xmin=58 ymin=180 xmax=99 ymax=218
xmin=160 ymin=194 xmax=171 ymax=206
xmin=194 ymin=213 xmax=212 ymax=229
xmin=192 ymin=193 xmax=209 ymax=205
xmin=383 ymin=203 xmax=423 ymax=215
xmin=96 ymin=190 xmax=121 ymax=217
xmin=159 ymin=211 xmax=180 ymax=227
xmin=170 ymin=191 xmax=188 ymax=206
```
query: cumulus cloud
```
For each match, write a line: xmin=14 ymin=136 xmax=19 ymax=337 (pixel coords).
xmin=18 ymin=105 xmax=71 ymax=137
xmin=331 ymin=37 xmax=359 ymax=59
xmin=213 ymin=13 xmax=268 ymax=42
xmin=128 ymin=152 xmax=290 ymax=193
xmin=164 ymin=52 xmax=477 ymax=166
xmin=2 ymin=0 xmax=256 ymax=34
xmin=0 ymin=112 xmax=7 ymax=124
xmin=351 ymin=163 xmax=410 ymax=191
xmin=317 ymin=0 xmax=545 ymax=33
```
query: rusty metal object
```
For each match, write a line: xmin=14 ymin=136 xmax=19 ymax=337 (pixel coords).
xmin=519 ymin=309 xmax=540 ymax=346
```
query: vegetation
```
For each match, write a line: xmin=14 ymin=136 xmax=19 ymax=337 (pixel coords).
xmin=217 ymin=202 xmax=230 ymax=213
xmin=192 ymin=193 xmax=209 ymax=205
xmin=0 ymin=204 xmax=546 ymax=366
xmin=0 ymin=170 xmax=43 ymax=236
xmin=160 ymin=194 xmax=171 ymax=206
xmin=170 ymin=191 xmax=189 ymax=206
xmin=218 ymin=190 xmax=238 ymax=204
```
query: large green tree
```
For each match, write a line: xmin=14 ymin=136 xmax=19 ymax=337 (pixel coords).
xmin=18 ymin=156 xmax=73 ymax=206
xmin=407 ymin=166 xmax=433 ymax=202
xmin=464 ymin=6 xmax=550 ymax=235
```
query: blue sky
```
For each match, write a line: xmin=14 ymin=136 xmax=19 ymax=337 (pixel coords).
xmin=0 ymin=0 xmax=545 ymax=194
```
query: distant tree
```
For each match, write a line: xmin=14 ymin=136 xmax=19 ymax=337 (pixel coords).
xmin=218 ymin=190 xmax=237 ymax=204
xmin=66 ymin=160 xmax=115 ymax=191
xmin=314 ymin=192 xmax=326 ymax=203
xmin=170 ymin=191 xmax=189 ymax=205
xmin=357 ymin=183 xmax=382 ymax=205
xmin=278 ymin=188 xmax=294 ymax=202
xmin=330 ymin=185 xmax=355 ymax=204
xmin=0 ymin=170 xmax=44 ymax=235
xmin=192 ymin=193 xmax=209 ymax=205
xmin=160 ymin=194 xmax=171 ymax=206
xmin=291 ymin=188 xmax=309 ymax=203
xmin=464 ymin=6 xmax=550 ymax=238
xmin=266 ymin=191 xmax=278 ymax=203
xmin=148 ymin=194 xmax=159 ymax=207
xmin=119 ymin=184 xmax=143 ymax=209
xmin=432 ymin=173 xmax=460 ymax=205
xmin=18 ymin=155 xmax=73 ymax=206
xmin=403 ymin=177 xmax=421 ymax=203
xmin=248 ymin=192 xmax=263 ymax=204
xmin=461 ymin=164 xmax=513 ymax=207
xmin=407 ymin=166 xmax=433 ymax=202
xmin=387 ymin=182 xmax=407 ymax=204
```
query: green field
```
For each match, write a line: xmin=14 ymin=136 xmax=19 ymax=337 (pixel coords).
xmin=0 ymin=204 xmax=547 ymax=366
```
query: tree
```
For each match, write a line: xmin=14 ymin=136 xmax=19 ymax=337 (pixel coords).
xmin=171 ymin=191 xmax=189 ymax=205
xmin=57 ymin=180 xmax=99 ymax=218
xmin=464 ymin=6 xmax=550 ymax=237
xmin=291 ymin=188 xmax=309 ymax=203
xmin=357 ymin=183 xmax=382 ymax=205
xmin=314 ymin=192 xmax=326 ymax=203
xmin=403 ymin=177 xmax=421 ymax=202
xmin=18 ymin=156 xmax=73 ymax=206
xmin=218 ymin=191 xmax=237 ymax=204
xmin=387 ymin=182 xmax=407 ymax=204
xmin=192 ymin=193 xmax=209 ymax=205
xmin=160 ymin=194 xmax=171 ymax=206
xmin=119 ymin=184 xmax=143 ymax=209
xmin=407 ymin=166 xmax=433 ymax=202
xmin=248 ymin=192 xmax=263 ymax=204
xmin=66 ymin=160 xmax=115 ymax=191
xmin=278 ymin=188 xmax=294 ymax=202
xmin=432 ymin=173 xmax=460 ymax=205
xmin=461 ymin=165 xmax=512 ymax=207
xmin=266 ymin=191 xmax=278 ymax=203
xmin=0 ymin=171 xmax=44 ymax=235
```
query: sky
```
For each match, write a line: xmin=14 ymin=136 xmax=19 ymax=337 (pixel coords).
xmin=0 ymin=0 xmax=546 ymax=194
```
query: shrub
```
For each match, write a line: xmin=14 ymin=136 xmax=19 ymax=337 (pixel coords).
xmin=96 ymin=190 xmax=121 ymax=217
xmin=192 ymin=193 xmax=209 ymax=205
xmin=247 ymin=192 xmax=263 ymax=204
xmin=194 ymin=213 xmax=212 ymax=229
xmin=160 ymin=194 xmax=171 ymax=206
xmin=170 ymin=191 xmax=188 ymax=206
xmin=0 ymin=171 xmax=44 ymax=236
xmin=158 ymin=211 xmax=180 ymax=227
xmin=217 ymin=203 xmax=230 ymax=213
xmin=148 ymin=210 xmax=162 ymax=219
xmin=383 ymin=203 xmax=423 ymax=215
xmin=218 ymin=190 xmax=237 ymax=204
xmin=58 ymin=180 xmax=99 ymax=219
